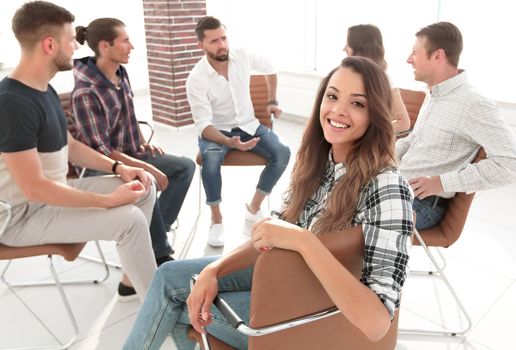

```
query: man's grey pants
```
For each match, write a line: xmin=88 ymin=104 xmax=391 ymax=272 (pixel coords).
xmin=0 ymin=175 xmax=158 ymax=300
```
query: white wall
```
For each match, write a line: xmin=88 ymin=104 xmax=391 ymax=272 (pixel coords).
xmin=1 ymin=0 xmax=515 ymax=130
xmin=206 ymin=0 xmax=516 ymax=105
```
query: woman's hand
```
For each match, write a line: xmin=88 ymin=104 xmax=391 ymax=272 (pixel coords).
xmin=251 ymin=218 xmax=312 ymax=253
xmin=186 ymin=268 xmax=219 ymax=334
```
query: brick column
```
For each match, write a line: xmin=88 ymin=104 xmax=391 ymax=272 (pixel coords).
xmin=142 ymin=0 xmax=206 ymax=127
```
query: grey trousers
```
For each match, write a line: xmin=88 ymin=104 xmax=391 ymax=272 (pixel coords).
xmin=0 ymin=175 xmax=158 ymax=300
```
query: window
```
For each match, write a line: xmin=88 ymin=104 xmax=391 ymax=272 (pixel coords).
xmin=208 ymin=0 xmax=515 ymax=103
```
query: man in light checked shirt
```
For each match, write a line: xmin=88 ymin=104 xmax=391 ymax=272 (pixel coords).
xmin=397 ymin=21 xmax=516 ymax=230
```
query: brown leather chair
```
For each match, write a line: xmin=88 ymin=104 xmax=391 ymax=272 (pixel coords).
xmin=188 ymin=227 xmax=400 ymax=350
xmin=415 ymin=150 xmax=485 ymax=248
xmin=401 ymin=148 xmax=486 ymax=337
xmin=0 ymin=200 xmax=103 ymax=350
xmin=398 ymin=88 xmax=426 ymax=130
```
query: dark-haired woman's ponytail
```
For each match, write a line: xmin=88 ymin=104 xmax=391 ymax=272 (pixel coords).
xmin=75 ymin=25 xmax=87 ymax=45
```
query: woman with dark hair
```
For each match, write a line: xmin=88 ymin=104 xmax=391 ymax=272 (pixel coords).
xmin=345 ymin=24 xmax=411 ymax=133
xmin=124 ymin=57 xmax=414 ymax=350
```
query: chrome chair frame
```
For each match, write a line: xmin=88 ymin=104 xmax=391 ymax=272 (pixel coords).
xmin=190 ymin=274 xmax=340 ymax=350
xmin=399 ymin=229 xmax=472 ymax=337
xmin=0 ymin=200 xmax=110 ymax=349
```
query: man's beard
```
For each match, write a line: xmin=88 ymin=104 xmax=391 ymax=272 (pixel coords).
xmin=54 ymin=51 xmax=73 ymax=71
xmin=208 ymin=49 xmax=229 ymax=62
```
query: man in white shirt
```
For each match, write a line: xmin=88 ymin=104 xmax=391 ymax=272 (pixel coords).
xmin=397 ymin=21 xmax=516 ymax=230
xmin=186 ymin=16 xmax=290 ymax=247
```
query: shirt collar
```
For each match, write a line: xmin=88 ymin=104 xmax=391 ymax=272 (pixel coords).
xmin=431 ymin=69 xmax=467 ymax=97
xmin=328 ymin=150 xmax=346 ymax=181
xmin=200 ymin=51 xmax=235 ymax=77
xmin=85 ymin=57 xmax=126 ymax=89
xmin=201 ymin=55 xmax=217 ymax=77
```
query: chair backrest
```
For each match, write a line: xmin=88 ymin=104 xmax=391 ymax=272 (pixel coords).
xmin=418 ymin=148 xmax=486 ymax=247
xmin=58 ymin=92 xmax=82 ymax=178
xmin=249 ymin=75 xmax=272 ymax=129
xmin=58 ymin=92 xmax=77 ymax=136
xmin=248 ymin=227 xmax=399 ymax=350
xmin=399 ymin=88 xmax=426 ymax=130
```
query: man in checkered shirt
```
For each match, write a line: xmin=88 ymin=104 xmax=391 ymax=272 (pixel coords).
xmin=397 ymin=22 xmax=516 ymax=230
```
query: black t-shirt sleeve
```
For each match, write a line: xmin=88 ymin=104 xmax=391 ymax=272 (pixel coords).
xmin=0 ymin=94 xmax=40 ymax=152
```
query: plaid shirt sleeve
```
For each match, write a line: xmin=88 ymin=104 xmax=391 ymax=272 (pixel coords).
xmin=355 ymin=171 xmax=414 ymax=319
xmin=72 ymin=92 xmax=114 ymax=156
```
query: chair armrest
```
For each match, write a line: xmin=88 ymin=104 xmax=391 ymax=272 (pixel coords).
xmin=191 ymin=274 xmax=340 ymax=338
xmin=138 ymin=120 xmax=155 ymax=144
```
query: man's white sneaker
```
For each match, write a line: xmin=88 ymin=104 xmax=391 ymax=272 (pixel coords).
xmin=245 ymin=205 xmax=265 ymax=223
xmin=208 ymin=224 xmax=225 ymax=247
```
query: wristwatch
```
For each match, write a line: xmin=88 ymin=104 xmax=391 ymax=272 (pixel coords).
xmin=267 ymin=99 xmax=279 ymax=106
xmin=112 ymin=160 xmax=124 ymax=174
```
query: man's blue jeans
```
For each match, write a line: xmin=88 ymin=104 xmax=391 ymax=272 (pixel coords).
xmin=123 ymin=256 xmax=252 ymax=350
xmin=84 ymin=152 xmax=194 ymax=258
xmin=413 ymin=196 xmax=447 ymax=230
xmin=137 ymin=152 xmax=195 ymax=230
xmin=83 ymin=169 xmax=171 ymax=259
xmin=198 ymin=125 xmax=290 ymax=205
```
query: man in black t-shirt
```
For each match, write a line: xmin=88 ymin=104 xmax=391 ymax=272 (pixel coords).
xmin=0 ymin=1 xmax=156 ymax=302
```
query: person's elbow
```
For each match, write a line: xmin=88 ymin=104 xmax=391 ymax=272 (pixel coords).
xmin=361 ymin=311 xmax=391 ymax=342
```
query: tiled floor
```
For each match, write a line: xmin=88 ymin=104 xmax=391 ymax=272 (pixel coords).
xmin=1 ymin=93 xmax=515 ymax=349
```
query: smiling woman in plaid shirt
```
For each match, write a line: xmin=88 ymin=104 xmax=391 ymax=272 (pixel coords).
xmin=124 ymin=56 xmax=414 ymax=349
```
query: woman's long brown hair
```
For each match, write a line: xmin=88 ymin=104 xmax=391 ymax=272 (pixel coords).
xmin=281 ymin=57 xmax=396 ymax=234
xmin=347 ymin=24 xmax=387 ymax=70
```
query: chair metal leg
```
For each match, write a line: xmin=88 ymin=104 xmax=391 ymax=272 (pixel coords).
xmin=410 ymin=246 xmax=447 ymax=276
xmin=78 ymin=240 xmax=121 ymax=271
xmin=399 ymin=230 xmax=472 ymax=337
xmin=197 ymin=168 xmax=203 ymax=217
xmin=177 ymin=169 xmax=203 ymax=260
xmin=0 ymin=256 xmax=79 ymax=350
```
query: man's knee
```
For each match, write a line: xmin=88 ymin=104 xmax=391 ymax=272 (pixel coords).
xmin=202 ymin=148 xmax=225 ymax=170
xmin=278 ymin=143 xmax=291 ymax=163
xmin=271 ymin=143 xmax=290 ymax=169
xmin=184 ymin=158 xmax=196 ymax=179
xmin=141 ymin=181 xmax=157 ymax=203
xmin=107 ymin=204 xmax=150 ymax=241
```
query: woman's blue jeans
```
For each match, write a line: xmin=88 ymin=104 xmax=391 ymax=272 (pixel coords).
xmin=124 ymin=257 xmax=253 ymax=350
xmin=198 ymin=125 xmax=290 ymax=205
